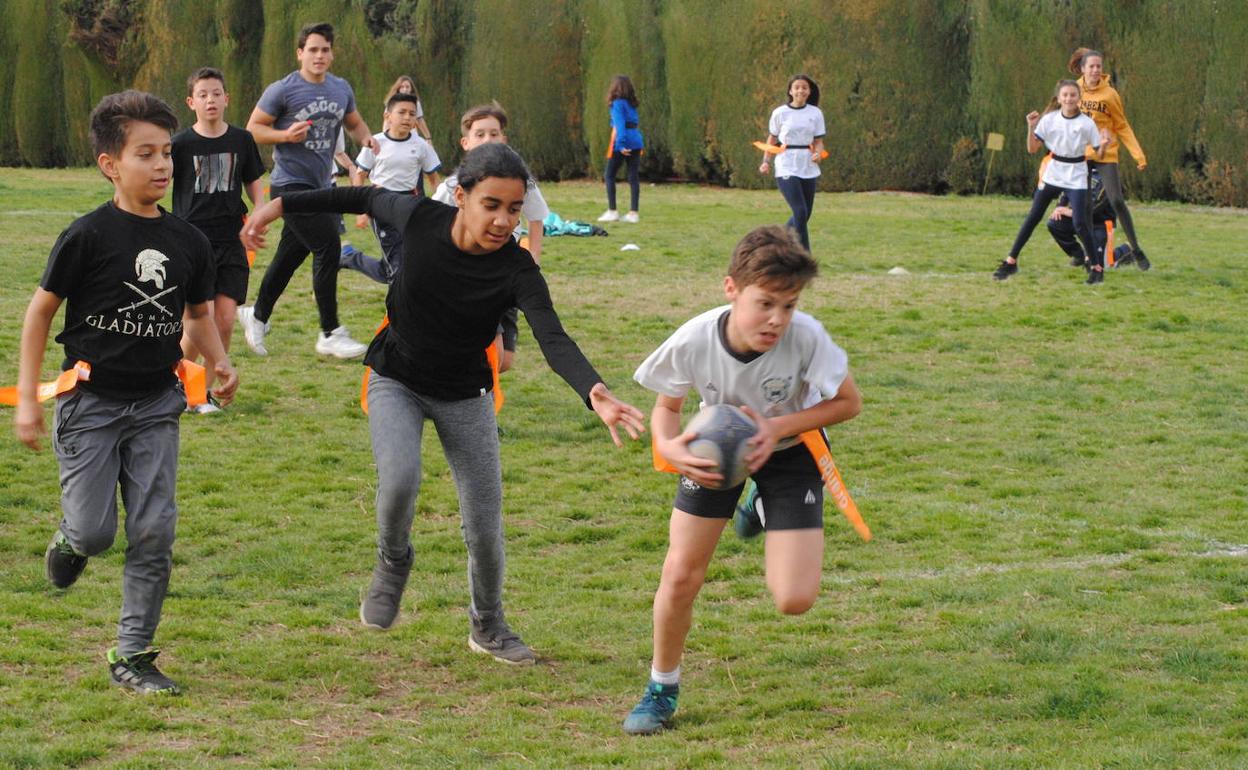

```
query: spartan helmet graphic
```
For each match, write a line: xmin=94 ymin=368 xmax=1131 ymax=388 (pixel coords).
xmin=135 ymin=249 xmax=169 ymax=288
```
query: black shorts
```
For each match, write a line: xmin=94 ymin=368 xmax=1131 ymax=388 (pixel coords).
xmin=673 ymin=442 xmax=824 ymax=531
xmin=209 ymin=238 xmax=250 ymax=305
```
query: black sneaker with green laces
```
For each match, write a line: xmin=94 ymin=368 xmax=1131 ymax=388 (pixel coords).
xmin=734 ymin=480 xmax=764 ymax=540
xmin=108 ymin=648 xmax=181 ymax=695
xmin=45 ymin=531 xmax=87 ymax=589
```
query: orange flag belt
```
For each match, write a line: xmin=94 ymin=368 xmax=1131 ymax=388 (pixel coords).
xmin=1 ymin=359 xmax=208 ymax=407
xmin=753 ymin=140 xmax=829 ymax=160
xmin=652 ymin=427 xmax=871 ymax=541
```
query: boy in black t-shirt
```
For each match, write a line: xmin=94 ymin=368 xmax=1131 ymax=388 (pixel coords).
xmin=172 ymin=67 xmax=264 ymax=410
xmin=15 ymin=91 xmax=239 ymax=695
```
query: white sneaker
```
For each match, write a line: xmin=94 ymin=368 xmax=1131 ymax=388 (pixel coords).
xmin=237 ymin=305 xmax=269 ymax=356
xmin=597 ymin=209 xmax=620 ymax=222
xmin=186 ymin=401 xmax=222 ymax=415
xmin=315 ymin=326 xmax=368 ymax=359
xmin=622 ymin=211 xmax=640 ymax=223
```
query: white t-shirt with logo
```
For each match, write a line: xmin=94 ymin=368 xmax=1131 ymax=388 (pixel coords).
xmin=768 ymin=104 xmax=826 ymax=179
xmin=1034 ymin=110 xmax=1100 ymax=189
xmin=634 ymin=306 xmax=848 ymax=450
xmin=355 ymin=132 xmax=441 ymax=192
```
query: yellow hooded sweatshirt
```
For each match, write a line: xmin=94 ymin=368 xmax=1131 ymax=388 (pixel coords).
xmin=1078 ymin=75 xmax=1146 ymax=168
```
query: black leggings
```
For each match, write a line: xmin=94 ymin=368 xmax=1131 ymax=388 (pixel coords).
xmin=605 ymin=152 xmax=640 ymax=212
xmin=1009 ymin=184 xmax=1100 ymax=267
xmin=253 ymin=184 xmax=342 ymax=332
xmin=1088 ymin=161 xmax=1140 ymax=252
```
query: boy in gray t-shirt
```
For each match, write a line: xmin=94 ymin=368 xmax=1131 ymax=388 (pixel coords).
xmin=238 ymin=21 xmax=377 ymax=360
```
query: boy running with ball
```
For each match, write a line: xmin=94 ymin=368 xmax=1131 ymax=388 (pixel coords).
xmin=624 ymin=225 xmax=861 ymax=734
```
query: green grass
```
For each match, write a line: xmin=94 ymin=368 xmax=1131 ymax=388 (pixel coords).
xmin=1 ymin=168 xmax=1246 ymax=769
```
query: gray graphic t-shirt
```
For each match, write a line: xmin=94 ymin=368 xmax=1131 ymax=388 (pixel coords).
xmin=258 ymin=71 xmax=357 ymax=188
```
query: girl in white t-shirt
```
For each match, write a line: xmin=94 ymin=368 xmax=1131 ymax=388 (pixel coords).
xmin=758 ymin=74 xmax=826 ymax=253
xmin=994 ymin=79 xmax=1108 ymax=284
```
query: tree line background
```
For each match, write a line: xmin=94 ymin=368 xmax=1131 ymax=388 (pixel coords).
xmin=1 ymin=0 xmax=1245 ymax=206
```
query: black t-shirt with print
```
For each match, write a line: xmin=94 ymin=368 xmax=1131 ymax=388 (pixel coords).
xmin=171 ymin=125 xmax=265 ymax=241
xmin=41 ymin=202 xmax=215 ymax=399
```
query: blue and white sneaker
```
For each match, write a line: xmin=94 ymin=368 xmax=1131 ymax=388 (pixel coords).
xmin=623 ymin=680 xmax=679 ymax=735
xmin=734 ymin=480 xmax=764 ymax=540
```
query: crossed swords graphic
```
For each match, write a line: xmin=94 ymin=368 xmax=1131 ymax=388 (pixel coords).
xmin=119 ymin=282 xmax=176 ymax=315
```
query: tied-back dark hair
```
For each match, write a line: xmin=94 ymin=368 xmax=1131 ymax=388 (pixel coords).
xmin=90 ymin=90 xmax=178 ymax=159
xmin=298 ymin=22 xmax=334 ymax=49
xmin=728 ymin=225 xmax=818 ymax=293
xmin=1068 ymin=47 xmax=1103 ymax=76
xmin=607 ymin=75 xmax=638 ymax=107
xmin=788 ymin=74 xmax=820 ymax=107
xmin=186 ymin=66 xmax=226 ymax=96
xmin=456 ymin=143 xmax=532 ymax=193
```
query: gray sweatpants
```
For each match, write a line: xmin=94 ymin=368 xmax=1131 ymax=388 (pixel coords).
xmin=366 ymin=372 xmax=507 ymax=624
xmin=53 ymin=385 xmax=184 ymax=657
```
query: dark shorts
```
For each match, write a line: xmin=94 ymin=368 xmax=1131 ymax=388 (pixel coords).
xmin=674 ymin=442 xmax=824 ymax=531
xmin=210 ymin=238 xmax=250 ymax=305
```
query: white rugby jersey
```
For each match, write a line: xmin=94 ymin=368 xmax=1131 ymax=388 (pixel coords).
xmin=1034 ymin=110 xmax=1100 ymax=189
xmin=635 ymin=306 xmax=848 ymax=450
xmin=768 ymin=104 xmax=826 ymax=179
xmin=433 ymin=174 xmax=549 ymax=240
xmin=356 ymin=132 xmax=441 ymax=192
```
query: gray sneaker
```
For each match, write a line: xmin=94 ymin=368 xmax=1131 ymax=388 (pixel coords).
xmin=359 ymin=547 xmax=413 ymax=630
xmin=469 ymin=618 xmax=536 ymax=665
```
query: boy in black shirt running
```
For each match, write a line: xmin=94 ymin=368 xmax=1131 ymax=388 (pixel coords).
xmin=172 ymin=67 xmax=264 ymax=410
xmin=14 ymin=91 xmax=239 ymax=695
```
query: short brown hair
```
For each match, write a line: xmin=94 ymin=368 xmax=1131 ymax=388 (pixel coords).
xmin=89 ymin=90 xmax=178 ymax=159
xmin=186 ymin=66 xmax=226 ymax=96
xmin=728 ymin=225 xmax=817 ymax=292
xmin=460 ymin=101 xmax=508 ymax=135
xmin=298 ymin=22 xmax=334 ymax=49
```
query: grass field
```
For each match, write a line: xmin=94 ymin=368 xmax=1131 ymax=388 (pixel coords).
xmin=0 ymin=168 xmax=1245 ymax=769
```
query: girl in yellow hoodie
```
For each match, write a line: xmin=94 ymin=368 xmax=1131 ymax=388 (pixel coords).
xmin=1070 ymin=48 xmax=1150 ymax=270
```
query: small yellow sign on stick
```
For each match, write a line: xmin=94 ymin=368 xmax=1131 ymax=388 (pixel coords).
xmin=983 ymin=132 xmax=1005 ymax=194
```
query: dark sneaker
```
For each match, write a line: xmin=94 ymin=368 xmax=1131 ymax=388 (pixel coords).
xmin=623 ymin=680 xmax=679 ymax=735
xmin=469 ymin=618 xmax=536 ymax=665
xmin=108 ymin=648 xmax=181 ymax=695
xmin=1085 ymin=268 xmax=1104 ymax=285
xmin=992 ymin=260 xmax=1018 ymax=281
xmin=1069 ymin=254 xmax=1087 ymax=268
xmin=360 ymin=547 xmax=413 ymax=630
xmin=734 ymin=480 xmax=764 ymax=540
xmin=1111 ymin=245 xmax=1135 ymax=268
xmin=1133 ymin=248 xmax=1151 ymax=271
xmin=45 ymin=531 xmax=87 ymax=589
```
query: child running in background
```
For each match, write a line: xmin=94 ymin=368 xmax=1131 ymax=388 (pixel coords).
xmin=434 ymin=102 xmax=548 ymax=373
xmin=241 ymin=143 xmax=644 ymax=665
xmin=1071 ymin=47 xmax=1151 ymax=270
xmin=597 ymin=75 xmax=644 ymax=224
xmin=381 ymin=75 xmax=435 ymax=144
xmin=15 ymin=91 xmax=239 ymax=694
xmin=339 ymin=93 xmax=442 ymax=283
xmin=759 ymin=74 xmax=826 ymax=254
xmin=994 ymin=79 xmax=1106 ymax=284
xmin=171 ymin=67 xmax=264 ymax=412
xmin=623 ymin=225 xmax=861 ymax=734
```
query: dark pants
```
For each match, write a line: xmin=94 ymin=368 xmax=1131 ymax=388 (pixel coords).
xmin=1088 ymin=161 xmax=1141 ymax=252
xmin=1009 ymin=184 xmax=1099 ymax=267
xmin=605 ymin=152 xmax=640 ymax=211
xmin=1048 ymin=215 xmax=1109 ymax=262
xmin=252 ymin=183 xmax=342 ymax=333
xmin=777 ymin=175 xmax=817 ymax=252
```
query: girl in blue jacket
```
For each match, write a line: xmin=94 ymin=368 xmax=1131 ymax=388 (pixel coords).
xmin=598 ymin=75 xmax=644 ymax=224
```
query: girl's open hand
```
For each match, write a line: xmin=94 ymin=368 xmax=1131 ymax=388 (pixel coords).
xmin=589 ymin=383 xmax=646 ymax=447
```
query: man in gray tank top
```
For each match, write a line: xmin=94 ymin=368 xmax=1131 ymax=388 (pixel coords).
xmin=238 ymin=22 xmax=378 ymax=359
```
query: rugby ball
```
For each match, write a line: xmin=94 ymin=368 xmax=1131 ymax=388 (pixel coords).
xmin=685 ymin=404 xmax=758 ymax=490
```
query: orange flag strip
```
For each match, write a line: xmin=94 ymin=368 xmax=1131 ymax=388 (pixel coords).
xmin=1104 ymin=220 xmax=1115 ymax=267
xmin=360 ymin=316 xmax=503 ymax=415
xmin=752 ymin=141 xmax=829 ymax=160
xmin=1 ymin=359 xmax=206 ymax=408
xmin=606 ymin=127 xmax=617 ymax=159
xmin=652 ymin=427 xmax=870 ymax=541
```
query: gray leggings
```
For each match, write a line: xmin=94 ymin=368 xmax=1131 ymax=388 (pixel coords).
xmin=1088 ymin=162 xmax=1141 ymax=252
xmin=366 ymin=372 xmax=506 ymax=624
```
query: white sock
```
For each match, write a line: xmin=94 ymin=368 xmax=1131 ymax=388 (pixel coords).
xmin=650 ymin=665 xmax=680 ymax=686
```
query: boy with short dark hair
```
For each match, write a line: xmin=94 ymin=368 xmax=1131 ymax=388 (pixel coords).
xmin=14 ymin=90 xmax=239 ymax=695
xmin=339 ymin=92 xmax=443 ymax=282
xmin=433 ymin=102 xmax=548 ymax=373
xmin=172 ymin=67 xmax=264 ymax=410
xmin=623 ymin=225 xmax=862 ymax=734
